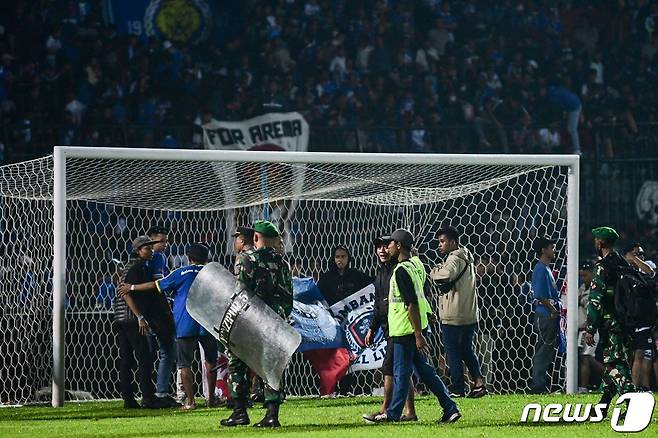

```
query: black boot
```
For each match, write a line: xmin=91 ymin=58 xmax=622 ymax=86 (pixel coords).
xmin=220 ymin=401 xmax=250 ymax=427
xmin=597 ymin=390 xmax=614 ymax=419
xmin=254 ymin=402 xmax=281 ymax=428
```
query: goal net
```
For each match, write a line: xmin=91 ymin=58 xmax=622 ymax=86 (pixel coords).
xmin=0 ymin=148 xmax=578 ymax=405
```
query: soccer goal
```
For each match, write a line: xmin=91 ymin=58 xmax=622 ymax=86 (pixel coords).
xmin=0 ymin=147 xmax=579 ymax=407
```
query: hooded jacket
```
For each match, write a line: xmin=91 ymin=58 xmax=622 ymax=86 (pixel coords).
xmin=368 ymin=258 xmax=396 ymax=336
xmin=431 ymin=246 xmax=478 ymax=326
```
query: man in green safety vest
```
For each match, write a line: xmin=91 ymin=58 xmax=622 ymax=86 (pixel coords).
xmin=364 ymin=228 xmax=461 ymax=425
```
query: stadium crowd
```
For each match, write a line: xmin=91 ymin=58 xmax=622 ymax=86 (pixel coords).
xmin=0 ymin=1 xmax=658 ymax=157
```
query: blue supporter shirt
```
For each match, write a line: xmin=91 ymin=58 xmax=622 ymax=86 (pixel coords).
xmin=531 ymin=260 xmax=560 ymax=316
xmin=149 ymin=251 xmax=169 ymax=280
xmin=155 ymin=264 xmax=208 ymax=338
xmin=548 ymin=86 xmax=581 ymax=111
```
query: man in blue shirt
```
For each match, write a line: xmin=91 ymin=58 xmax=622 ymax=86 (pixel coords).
xmin=547 ymin=85 xmax=582 ymax=154
xmin=148 ymin=226 xmax=170 ymax=280
xmin=530 ymin=236 xmax=561 ymax=394
xmin=119 ymin=243 xmax=219 ymax=411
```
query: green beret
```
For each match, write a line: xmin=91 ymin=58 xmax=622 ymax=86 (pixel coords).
xmin=592 ymin=226 xmax=619 ymax=242
xmin=253 ymin=220 xmax=280 ymax=238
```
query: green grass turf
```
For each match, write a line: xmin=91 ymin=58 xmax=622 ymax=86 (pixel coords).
xmin=0 ymin=394 xmax=656 ymax=437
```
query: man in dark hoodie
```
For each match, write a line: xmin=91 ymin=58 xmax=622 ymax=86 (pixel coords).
xmin=318 ymin=244 xmax=372 ymax=395
xmin=363 ymin=236 xmax=417 ymax=422
xmin=318 ymin=244 xmax=373 ymax=306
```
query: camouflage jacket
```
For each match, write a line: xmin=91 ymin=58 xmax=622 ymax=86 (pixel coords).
xmin=235 ymin=246 xmax=293 ymax=318
xmin=233 ymin=247 xmax=255 ymax=275
xmin=586 ymin=251 xmax=628 ymax=334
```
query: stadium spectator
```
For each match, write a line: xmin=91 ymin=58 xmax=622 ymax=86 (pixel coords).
xmin=2 ymin=1 xmax=658 ymax=157
xmin=94 ymin=272 xmax=116 ymax=310
xmin=530 ymin=236 xmax=561 ymax=394
xmin=318 ymin=244 xmax=372 ymax=396
xmin=317 ymin=244 xmax=372 ymax=306
xmin=576 ymin=262 xmax=603 ymax=392
xmin=430 ymin=226 xmax=486 ymax=398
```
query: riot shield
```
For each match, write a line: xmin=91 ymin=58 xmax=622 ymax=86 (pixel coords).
xmin=187 ymin=262 xmax=300 ymax=391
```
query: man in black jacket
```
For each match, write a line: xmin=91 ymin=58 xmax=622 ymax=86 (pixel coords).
xmin=113 ymin=236 xmax=170 ymax=409
xmin=363 ymin=237 xmax=417 ymax=421
xmin=318 ymin=245 xmax=373 ymax=306
xmin=318 ymin=244 xmax=373 ymax=395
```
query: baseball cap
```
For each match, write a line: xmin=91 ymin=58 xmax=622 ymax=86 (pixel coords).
xmin=373 ymin=235 xmax=392 ymax=246
xmin=187 ymin=243 xmax=209 ymax=262
xmin=233 ymin=226 xmax=255 ymax=239
xmin=132 ymin=235 xmax=159 ymax=252
xmin=253 ymin=220 xmax=280 ymax=237
xmin=533 ymin=236 xmax=556 ymax=254
xmin=382 ymin=229 xmax=414 ymax=250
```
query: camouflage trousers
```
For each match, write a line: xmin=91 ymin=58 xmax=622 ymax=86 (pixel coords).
xmin=228 ymin=354 xmax=282 ymax=404
xmin=601 ymin=323 xmax=635 ymax=396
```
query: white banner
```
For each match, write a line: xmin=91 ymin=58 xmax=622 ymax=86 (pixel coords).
xmin=201 ymin=112 xmax=309 ymax=152
xmin=329 ymin=284 xmax=387 ymax=372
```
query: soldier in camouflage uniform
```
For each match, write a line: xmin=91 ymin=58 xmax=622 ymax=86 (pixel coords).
xmin=584 ymin=227 xmax=634 ymax=415
xmin=221 ymin=220 xmax=293 ymax=428
xmin=232 ymin=226 xmax=255 ymax=274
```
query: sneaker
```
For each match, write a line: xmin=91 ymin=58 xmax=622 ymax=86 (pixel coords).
xmin=362 ymin=411 xmax=383 ymax=421
xmin=157 ymin=395 xmax=182 ymax=408
xmin=400 ymin=414 xmax=418 ymax=422
xmin=440 ymin=410 xmax=461 ymax=423
xmin=141 ymin=397 xmax=169 ymax=409
xmin=449 ymin=392 xmax=464 ymax=398
xmin=467 ymin=385 xmax=488 ymax=398
xmin=180 ymin=402 xmax=197 ymax=411
xmin=363 ymin=412 xmax=396 ymax=424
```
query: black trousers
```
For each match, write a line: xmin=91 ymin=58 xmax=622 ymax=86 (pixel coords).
xmin=113 ymin=320 xmax=156 ymax=401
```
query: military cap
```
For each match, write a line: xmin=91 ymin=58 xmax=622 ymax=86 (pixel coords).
xmin=592 ymin=227 xmax=619 ymax=242
xmin=233 ymin=226 xmax=255 ymax=239
xmin=253 ymin=220 xmax=281 ymax=238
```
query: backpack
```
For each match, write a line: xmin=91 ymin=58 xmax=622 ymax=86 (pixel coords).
xmin=614 ymin=266 xmax=658 ymax=329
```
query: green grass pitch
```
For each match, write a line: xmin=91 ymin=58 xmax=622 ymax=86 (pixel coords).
xmin=1 ymin=394 xmax=656 ymax=437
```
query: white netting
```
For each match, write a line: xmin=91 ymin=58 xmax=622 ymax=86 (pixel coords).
xmin=0 ymin=152 xmax=570 ymax=403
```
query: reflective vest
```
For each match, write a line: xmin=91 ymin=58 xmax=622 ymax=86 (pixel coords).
xmin=388 ymin=256 xmax=431 ymax=337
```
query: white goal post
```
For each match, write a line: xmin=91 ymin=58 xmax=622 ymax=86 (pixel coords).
xmin=22 ymin=147 xmax=581 ymax=406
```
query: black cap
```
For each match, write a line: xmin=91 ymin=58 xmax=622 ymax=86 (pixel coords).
xmin=187 ymin=243 xmax=209 ymax=262
xmin=383 ymin=229 xmax=414 ymax=250
xmin=533 ymin=236 xmax=557 ymax=254
xmin=233 ymin=226 xmax=255 ymax=239
xmin=373 ymin=236 xmax=392 ymax=246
